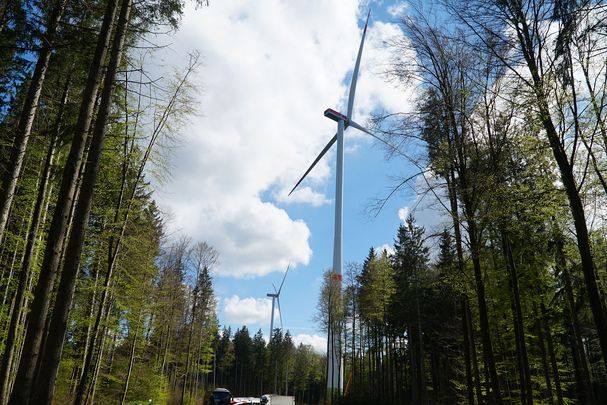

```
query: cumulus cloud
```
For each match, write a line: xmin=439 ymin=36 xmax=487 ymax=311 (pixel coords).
xmin=149 ymin=1 xmax=412 ymax=278
xmin=398 ymin=206 xmax=409 ymax=222
xmin=292 ymin=333 xmax=327 ymax=354
xmin=387 ymin=2 xmax=408 ymax=18
xmin=409 ymin=172 xmax=450 ymax=232
xmin=223 ymin=295 xmax=276 ymax=325
xmin=274 ymin=186 xmax=331 ymax=207
xmin=374 ymin=243 xmax=394 ymax=256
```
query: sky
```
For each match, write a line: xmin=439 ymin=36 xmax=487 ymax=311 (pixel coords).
xmin=149 ymin=0 xmax=447 ymax=353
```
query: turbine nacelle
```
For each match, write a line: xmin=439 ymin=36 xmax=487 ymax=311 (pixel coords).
xmin=323 ymin=108 xmax=348 ymax=123
xmin=288 ymin=111 xmax=375 ymax=197
xmin=324 ymin=107 xmax=373 ymax=135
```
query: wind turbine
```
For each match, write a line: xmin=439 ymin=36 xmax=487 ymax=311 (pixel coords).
xmin=267 ymin=264 xmax=289 ymax=343
xmin=288 ymin=11 xmax=374 ymax=394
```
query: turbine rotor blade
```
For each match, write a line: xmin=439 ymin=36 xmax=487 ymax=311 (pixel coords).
xmin=272 ymin=283 xmax=278 ymax=294
xmin=277 ymin=263 xmax=290 ymax=295
xmin=348 ymin=120 xmax=375 ymax=137
xmin=288 ymin=133 xmax=338 ymax=196
xmin=277 ymin=297 xmax=283 ymax=330
xmin=348 ymin=119 xmax=391 ymax=147
xmin=346 ymin=10 xmax=371 ymax=120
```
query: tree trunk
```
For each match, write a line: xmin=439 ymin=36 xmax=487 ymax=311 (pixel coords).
xmin=461 ymin=298 xmax=475 ymax=405
xmin=541 ymin=303 xmax=564 ymax=405
xmin=444 ymin=167 xmax=482 ymax=405
xmin=120 ymin=314 xmax=140 ymax=405
xmin=0 ymin=0 xmax=66 ymax=244
xmin=73 ymin=253 xmax=102 ymax=395
xmin=467 ymin=296 xmax=483 ymax=404
xmin=0 ymin=76 xmax=64 ymax=402
xmin=555 ymin=235 xmax=595 ymax=404
xmin=534 ymin=303 xmax=554 ymax=405
xmin=501 ymin=233 xmax=532 ymax=404
xmin=85 ymin=328 xmax=108 ymax=405
xmin=466 ymin=215 xmax=502 ymax=404
xmin=30 ymin=1 xmax=132 ymax=402
xmin=415 ymin=295 xmax=426 ymax=404
xmin=74 ymin=133 xmax=131 ymax=403
xmin=181 ymin=293 xmax=199 ymax=404
xmin=7 ymin=0 xmax=119 ymax=402
xmin=517 ymin=12 xmax=607 ymax=368
xmin=1 ymin=211 xmax=28 ymax=310
xmin=351 ymin=298 xmax=356 ymax=393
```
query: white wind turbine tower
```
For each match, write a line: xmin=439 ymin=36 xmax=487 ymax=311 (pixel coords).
xmin=289 ymin=11 xmax=376 ymax=395
xmin=267 ymin=264 xmax=289 ymax=342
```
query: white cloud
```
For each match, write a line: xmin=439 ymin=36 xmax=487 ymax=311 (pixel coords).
xmin=409 ymin=172 xmax=450 ymax=232
xmin=387 ymin=2 xmax=408 ymax=18
xmin=398 ymin=206 xmax=409 ymax=221
xmin=223 ymin=295 xmax=276 ymax=325
xmin=374 ymin=243 xmax=394 ymax=256
xmin=292 ymin=333 xmax=327 ymax=354
xmin=149 ymin=1 xmax=414 ymax=278
xmin=274 ymin=186 xmax=331 ymax=207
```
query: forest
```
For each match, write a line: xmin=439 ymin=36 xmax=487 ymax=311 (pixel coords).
xmin=1 ymin=0 xmax=607 ymax=404
xmin=0 ymin=0 xmax=324 ymax=403
xmin=319 ymin=0 xmax=607 ymax=404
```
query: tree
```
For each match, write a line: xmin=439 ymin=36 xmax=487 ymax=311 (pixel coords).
xmin=0 ymin=0 xmax=67 ymax=244
xmin=7 ymin=1 xmax=121 ymax=401
xmin=392 ymin=215 xmax=429 ymax=404
xmin=451 ymin=0 xmax=607 ymax=370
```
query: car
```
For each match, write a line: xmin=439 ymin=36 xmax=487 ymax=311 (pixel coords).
xmin=232 ymin=397 xmax=261 ymax=404
xmin=210 ymin=387 xmax=232 ymax=405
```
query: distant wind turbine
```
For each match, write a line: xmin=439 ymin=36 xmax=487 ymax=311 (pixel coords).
xmin=289 ymin=11 xmax=374 ymax=394
xmin=267 ymin=264 xmax=289 ymax=342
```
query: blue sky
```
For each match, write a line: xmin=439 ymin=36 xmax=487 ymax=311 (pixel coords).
xmin=150 ymin=0 xmax=445 ymax=352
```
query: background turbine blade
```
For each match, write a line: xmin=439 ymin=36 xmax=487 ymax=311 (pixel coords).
xmin=272 ymin=282 xmax=278 ymax=294
xmin=288 ymin=133 xmax=337 ymax=196
xmin=278 ymin=263 xmax=289 ymax=294
xmin=346 ymin=10 xmax=371 ymax=120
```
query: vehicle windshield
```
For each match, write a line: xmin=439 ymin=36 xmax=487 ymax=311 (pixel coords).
xmin=212 ymin=390 xmax=231 ymax=405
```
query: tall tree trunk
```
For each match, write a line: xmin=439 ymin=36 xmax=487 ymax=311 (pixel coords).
xmin=467 ymin=295 xmax=483 ymax=404
xmin=515 ymin=11 xmax=607 ymax=367
xmin=461 ymin=298 xmax=475 ymax=405
xmin=501 ymin=233 xmax=532 ymax=404
xmin=447 ymin=168 xmax=483 ymax=404
xmin=415 ymin=295 xmax=426 ymax=404
xmin=466 ymin=215 xmax=501 ymax=404
xmin=555 ymin=235 xmax=595 ymax=403
xmin=85 ymin=328 xmax=108 ymax=405
xmin=7 ymin=1 xmax=119 ymax=402
xmin=181 ymin=294 xmax=199 ymax=405
xmin=73 ymin=253 xmax=102 ymax=395
xmin=409 ymin=323 xmax=418 ymax=404
xmin=30 ymin=1 xmax=132 ymax=402
xmin=351 ymin=298 xmax=356 ymax=392
xmin=534 ymin=303 xmax=554 ymax=405
xmin=1 ymin=210 xmax=28 ymax=310
xmin=541 ymin=303 xmax=564 ymax=405
xmin=0 ymin=0 xmax=66 ymax=244
xmin=74 ymin=134 xmax=129 ymax=405
xmin=120 ymin=313 xmax=140 ymax=405
xmin=0 ymin=74 xmax=65 ymax=402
